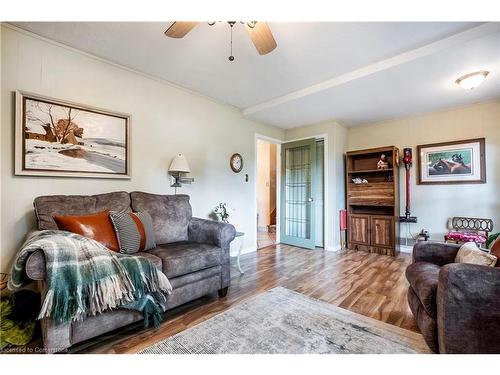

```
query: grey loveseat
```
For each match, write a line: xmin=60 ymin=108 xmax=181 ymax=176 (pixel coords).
xmin=25 ymin=191 xmax=236 ymax=352
xmin=406 ymin=241 xmax=500 ymax=353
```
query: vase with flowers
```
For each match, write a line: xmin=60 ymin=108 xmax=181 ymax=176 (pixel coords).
xmin=214 ymin=203 xmax=230 ymax=223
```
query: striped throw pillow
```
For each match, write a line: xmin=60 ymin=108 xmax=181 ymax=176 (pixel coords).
xmin=110 ymin=211 xmax=156 ymax=254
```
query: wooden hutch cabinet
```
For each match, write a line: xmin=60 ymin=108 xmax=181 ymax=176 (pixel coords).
xmin=346 ymin=146 xmax=400 ymax=256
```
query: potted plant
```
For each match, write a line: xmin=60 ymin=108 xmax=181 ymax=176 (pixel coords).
xmin=214 ymin=203 xmax=230 ymax=223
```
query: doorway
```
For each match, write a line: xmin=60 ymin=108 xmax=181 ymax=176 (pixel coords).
xmin=256 ymin=139 xmax=278 ymax=249
xmin=255 ymin=135 xmax=325 ymax=251
xmin=280 ymin=138 xmax=324 ymax=249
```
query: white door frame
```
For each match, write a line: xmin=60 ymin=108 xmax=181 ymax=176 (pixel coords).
xmin=254 ymin=134 xmax=283 ymax=247
xmin=254 ymin=133 xmax=328 ymax=251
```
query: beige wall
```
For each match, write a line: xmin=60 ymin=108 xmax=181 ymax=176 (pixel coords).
xmin=285 ymin=121 xmax=348 ymax=251
xmin=0 ymin=25 xmax=285 ymax=272
xmin=347 ymin=100 xmax=500 ymax=242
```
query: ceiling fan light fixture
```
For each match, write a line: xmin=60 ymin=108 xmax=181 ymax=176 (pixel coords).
xmin=455 ymin=71 xmax=490 ymax=90
xmin=165 ymin=21 xmax=277 ymax=60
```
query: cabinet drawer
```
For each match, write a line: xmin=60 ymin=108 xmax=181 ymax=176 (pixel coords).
xmin=347 ymin=183 xmax=394 ymax=206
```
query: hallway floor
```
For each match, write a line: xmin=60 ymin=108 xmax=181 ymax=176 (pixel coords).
xmin=257 ymin=230 xmax=276 ymax=249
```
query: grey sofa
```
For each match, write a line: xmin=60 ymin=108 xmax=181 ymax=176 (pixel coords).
xmin=406 ymin=241 xmax=500 ymax=353
xmin=25 ymin=191 xmax=236 ymax=353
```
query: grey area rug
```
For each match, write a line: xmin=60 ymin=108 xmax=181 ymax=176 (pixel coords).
xmin=139 ymin=287 xmax=424 ymax=354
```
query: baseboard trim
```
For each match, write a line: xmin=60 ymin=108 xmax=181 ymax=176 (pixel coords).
xmin=399 ymin=245 xmax=413 ymax=254
xmin=230 ymin=246 xmax=257 ymax=257
xmin=325 ymin=246 xmax=341 ymax=252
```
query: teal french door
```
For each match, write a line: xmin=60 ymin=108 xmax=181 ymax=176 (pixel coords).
xmin=280 ymin=139 xmax=316 ymax=249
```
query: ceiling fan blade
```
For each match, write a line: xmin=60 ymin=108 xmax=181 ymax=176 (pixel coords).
xmin=164 ymin=22 xmax=199 ymax=38
xmin=245 ymin=22 xmax=277 ymax=55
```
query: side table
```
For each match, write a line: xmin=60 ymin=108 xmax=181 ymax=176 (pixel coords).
xmin=233 ymin=231 xmax=245 ymax=275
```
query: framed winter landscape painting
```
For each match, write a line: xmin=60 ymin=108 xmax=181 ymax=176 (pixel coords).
xmin=15 ymin=91 xmax=130 ymax=178
xmin=417 ymin=138 xmax=486 ymax=185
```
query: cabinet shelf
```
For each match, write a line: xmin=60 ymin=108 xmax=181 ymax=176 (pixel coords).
xmin=348 ymin=182 xmax=393 ymax=187
xmin=348 ymin=169 xmax=393 ymax=174
xmin=348 ymin=202 xmax=395 ymax=207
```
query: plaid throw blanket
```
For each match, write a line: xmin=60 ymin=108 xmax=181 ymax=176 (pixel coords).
xmin=8 ymin=230 xmax=172 ymax=328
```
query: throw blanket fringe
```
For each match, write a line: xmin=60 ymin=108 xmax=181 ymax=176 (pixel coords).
xmin=9 ymin=230 xmax=172 ymax=327
xmin=38 ymin=274 xmax=135 ymax=322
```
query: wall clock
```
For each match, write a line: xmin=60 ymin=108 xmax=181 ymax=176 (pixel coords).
xmin=230 ymin=153 xmax=243 ymax=173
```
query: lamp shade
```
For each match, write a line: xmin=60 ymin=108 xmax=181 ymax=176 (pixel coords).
xmin=169 ymin=154 xmax=191 ymax=173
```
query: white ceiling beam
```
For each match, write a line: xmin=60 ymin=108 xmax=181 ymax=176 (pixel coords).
xmin=243 ymin=22 xmax=499 ymax=116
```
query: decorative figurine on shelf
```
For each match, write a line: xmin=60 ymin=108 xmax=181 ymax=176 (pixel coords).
xmin=377 ymin=154 xmax=390 ymax=170
xmin=417 ymin=229 xmax=430 ymax=241
xmin=352 ymin=178 xmax=368 ymax=184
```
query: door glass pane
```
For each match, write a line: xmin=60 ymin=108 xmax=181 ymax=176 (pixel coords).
xmin=284 ymin=145 xmax=311 ymax=239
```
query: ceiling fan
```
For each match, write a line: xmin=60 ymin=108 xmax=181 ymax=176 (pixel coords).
xmin=164 ymin=21 xmax=277 ymax=61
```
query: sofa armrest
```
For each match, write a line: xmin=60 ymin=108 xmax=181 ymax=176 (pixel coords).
xmin=412 ymin=241 xmax=460 ymax=266
xmin=188 ymin=218 xmax=236 ymax=290
xmin=26 ymin=250 xmax=46 ymax=280
xmin=188 ymin=218 xmax=236 ymax=248
xmin=437 ymin=263 xmax=500 ymax=353
xmin=21 ymin=230 xmax=47 ymax=281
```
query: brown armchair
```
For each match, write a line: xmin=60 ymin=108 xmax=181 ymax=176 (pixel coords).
xmin=406 ymin=241 xmax=500 ymax=353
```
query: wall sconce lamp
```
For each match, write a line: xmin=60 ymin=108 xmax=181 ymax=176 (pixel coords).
xmin=168 ymin=154 xmax=194 ymax=192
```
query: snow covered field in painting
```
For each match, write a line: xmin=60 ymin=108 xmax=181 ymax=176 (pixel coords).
xmin=25 ymin=138 xmax=126 ymax=173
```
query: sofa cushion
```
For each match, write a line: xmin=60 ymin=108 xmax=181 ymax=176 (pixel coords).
xmin=146 ymin=242 xmax=221 ymax=278
xmin=134 ymin=252 xmax=162 ymax=271
xmin=54 ymin=210 xmax=119 ymax=252
xmin=34 ymin=191 xmax=131 ymax=230
xmin=406 ymin=261 xmax=441 ymax=318
xmin=490 ymin=236 xmax=500 ymax=267
xmin=455 ymin=242 xmax=497 ymax=267
xmin=110 ymin=211 xmax=156 ymax=253
xmin=169 ymin=265 xmax=221 ymax=289
xmin=130 ymin=192 xmax=192 ymax=244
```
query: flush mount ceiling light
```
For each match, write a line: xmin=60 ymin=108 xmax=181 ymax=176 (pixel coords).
xmin=455 ymin=71 xmax=490 ymax=90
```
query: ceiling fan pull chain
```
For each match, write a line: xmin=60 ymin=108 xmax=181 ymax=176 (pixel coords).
xmin=228 ymin=23 xmax=235 ymax=61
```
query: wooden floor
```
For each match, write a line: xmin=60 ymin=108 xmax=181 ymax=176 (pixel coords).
xmin=257 ymin=230 xmax=276 ymax=249
xmin=70 ymin=244 xmax=419 ymax=353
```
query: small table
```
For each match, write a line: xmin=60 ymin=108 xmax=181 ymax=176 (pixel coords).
xmin=233 ymin=231 xmax=245 ymax=275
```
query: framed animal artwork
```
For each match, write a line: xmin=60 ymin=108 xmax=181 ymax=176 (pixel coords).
xmin=417 ymin=138 xmax=486 ymax=185
xmin=15 ymin=91 xmax=130 ymax=179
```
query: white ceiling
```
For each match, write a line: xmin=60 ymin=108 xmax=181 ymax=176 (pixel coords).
xmin=10 ymin=22 xmax=500 ymax=128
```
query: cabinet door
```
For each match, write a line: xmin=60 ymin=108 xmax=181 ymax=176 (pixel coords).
xmin=348 ymin=214 xmax=370 ymax=246
xmin=370 ymin=216 xmax=394 ymax=248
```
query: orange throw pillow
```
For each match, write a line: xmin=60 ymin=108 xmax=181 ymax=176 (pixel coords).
xmin=490 ymin=236 xmax=500 ymax=267
xmin=53 ymin=210 xmax=119 ymax=252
